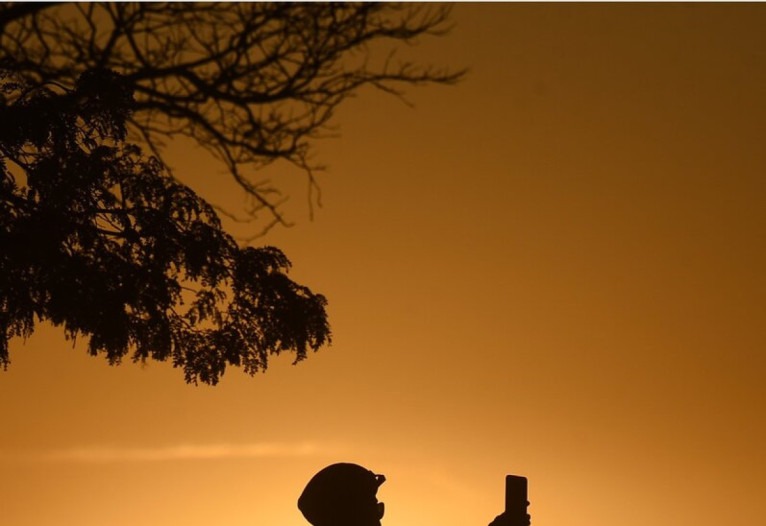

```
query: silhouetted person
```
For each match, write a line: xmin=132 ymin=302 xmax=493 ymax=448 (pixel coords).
xmin=298 ymin=463 xmax=530 ymax=526
xmin=299 ymin=463 xmax=386 ymax=526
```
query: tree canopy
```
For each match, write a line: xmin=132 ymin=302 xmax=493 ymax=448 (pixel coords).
xmin=0 ymin=2 xmax=462 ymax=384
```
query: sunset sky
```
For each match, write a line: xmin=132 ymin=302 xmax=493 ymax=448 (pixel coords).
xmin=2 ymin=4 xmax=765 ymax=526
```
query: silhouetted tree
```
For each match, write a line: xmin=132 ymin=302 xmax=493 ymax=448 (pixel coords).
xmin=0 ymin=3 xmax=461 ymax=384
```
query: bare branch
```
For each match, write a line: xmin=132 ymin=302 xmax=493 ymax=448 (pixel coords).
xmin=0 ymin=3 xmax=463 ymax=232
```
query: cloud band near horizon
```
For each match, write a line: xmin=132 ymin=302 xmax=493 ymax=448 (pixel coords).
xmin=1 ymin=441 xmax=335 ymax=463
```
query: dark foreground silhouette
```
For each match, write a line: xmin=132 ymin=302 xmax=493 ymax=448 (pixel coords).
xmin=298 ymin=463 xmax=531 ymax=526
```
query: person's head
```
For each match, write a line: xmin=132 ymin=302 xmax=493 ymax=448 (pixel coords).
xmin=298 ymin=463 xmax=386 ymax=526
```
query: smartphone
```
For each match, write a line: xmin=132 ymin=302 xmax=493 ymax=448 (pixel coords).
xmin=505 ymin=474 xmax=528 ymax=517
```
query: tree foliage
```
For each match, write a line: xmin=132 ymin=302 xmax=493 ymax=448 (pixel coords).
xmin=0 ymin=3 xmax=462 ymax=383
xmin=0 ymin=68 xmax=330 ymax=384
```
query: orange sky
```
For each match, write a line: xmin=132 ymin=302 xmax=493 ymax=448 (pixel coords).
xmin=2 ymin=4 xmax=765 ymax=526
